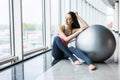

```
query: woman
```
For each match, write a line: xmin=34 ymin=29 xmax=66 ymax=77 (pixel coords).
xmin=52 ymin=11 xmax=96 ymax=70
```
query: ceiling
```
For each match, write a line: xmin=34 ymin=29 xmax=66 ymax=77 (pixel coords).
xmin=101 ymin=0 xmax=119 ymax=8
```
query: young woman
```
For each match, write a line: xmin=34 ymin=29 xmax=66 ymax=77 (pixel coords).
xmin=52 ymin=11 xmax=96 ymax=70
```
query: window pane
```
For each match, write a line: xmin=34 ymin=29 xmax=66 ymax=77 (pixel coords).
xmin=0 ymin=0 xmax=11 ymax=59
xmin=22 ymin=0 xmax=43 ymax=52
xmin=0 ymin=69 xmax=12 ymax=80
xmin=51 ymin=0 xmax=58 ymax=41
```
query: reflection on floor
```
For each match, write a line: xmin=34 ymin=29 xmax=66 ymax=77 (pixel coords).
xmin=0 ymin=51 xmax=119 ymax=80
xmin=0 ymin=51 xmax=52 ymax=80
xmin=36 ymin=59 xmax=119 ymax=80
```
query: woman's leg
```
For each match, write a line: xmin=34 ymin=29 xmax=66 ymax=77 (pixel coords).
xmin=53 ymin=36 xmax=78 ymax=62
xmin=68 ymin=46 xmax=93 ymax=65
xmin=52 ymin=37 xmax=65 ymax=65
xmin=52 ymin=37 xmax=64 ymax=60
xmin=69 ymin=46 xmax=96 ymax=70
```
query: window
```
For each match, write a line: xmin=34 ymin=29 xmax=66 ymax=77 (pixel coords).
xmin=22 ymin=0 xmax=43 ymax=52
xmin=51 ymin=0 xmax=58 ymax=42
xmin=0 ymin=0 xmax=11 ymax=60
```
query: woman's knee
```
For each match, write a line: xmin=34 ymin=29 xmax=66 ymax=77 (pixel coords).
xmin=53 ymin=36 xmax=60 ymax=42
xmin=54 ymin=36 xmax=60 ymax=39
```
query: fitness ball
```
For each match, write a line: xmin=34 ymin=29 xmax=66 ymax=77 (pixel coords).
xmin=76 ymin=25 xmax=116 ymax=62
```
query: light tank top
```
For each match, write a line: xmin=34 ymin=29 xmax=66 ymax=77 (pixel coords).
xmin=59 ymin=26 xmax=72 ymax=46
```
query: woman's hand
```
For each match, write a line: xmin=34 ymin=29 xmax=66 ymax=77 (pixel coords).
xmin=74 ymin=12 xmax=89 ymax=28
xmin=75 ymin=12 xmax=79 ymax=18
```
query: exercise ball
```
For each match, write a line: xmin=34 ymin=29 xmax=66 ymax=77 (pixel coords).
xmin=76 ymin=25 xmax=116 ymax=62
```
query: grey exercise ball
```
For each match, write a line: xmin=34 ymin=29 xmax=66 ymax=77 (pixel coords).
xmin=76 ymin=25 xmax=116 ymax=62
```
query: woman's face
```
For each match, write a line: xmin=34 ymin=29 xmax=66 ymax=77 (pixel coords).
xmin=65 ymin=14 xmax=73 ymax=25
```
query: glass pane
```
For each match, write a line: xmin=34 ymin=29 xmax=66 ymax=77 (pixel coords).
xmin=51 ymin=0 xmax=58 ymax=41
xmin=0 ymin=68 xmax=12 ymax=80
xmin=0 ymin=0 xmax=11 ymax=59
xmin=22 ymin=0 xmax=43 ymax=52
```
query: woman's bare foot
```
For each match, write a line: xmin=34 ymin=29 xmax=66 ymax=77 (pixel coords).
xmin=88 ymin=64 xmax=96 ymax=71
xmin=74 ymin=60 xmax=81 ymax=65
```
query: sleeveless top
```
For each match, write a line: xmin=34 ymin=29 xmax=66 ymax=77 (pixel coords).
xmin=59 ymin=26 xmax=72 ymax=46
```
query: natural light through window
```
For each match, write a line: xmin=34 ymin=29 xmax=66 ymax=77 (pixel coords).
xmin=22 ymin=0 xmax=43 ymax=52
xmin=0 ymin=0 xmax=11 ymax=60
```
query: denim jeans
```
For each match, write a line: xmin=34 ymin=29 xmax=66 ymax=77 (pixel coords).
xmin=52 ymin=36 xmax=78 ymax=62
xmin=68 ymin=47 xmax=93 ymax=65
xmin=52 ymin=36 xmax=93 ymax=65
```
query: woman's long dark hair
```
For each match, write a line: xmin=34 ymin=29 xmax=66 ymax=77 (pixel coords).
xmin=68 ymin=11 xmax=80 ymax=29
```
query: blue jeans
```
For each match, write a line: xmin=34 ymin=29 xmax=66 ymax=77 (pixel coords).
xmin=68 ymin=47 xmax=93 ymax=65
xmin=52 ymin=36 xmax=78 ymax=62
xmin=52 ymin=36 xmax=93 ymax=65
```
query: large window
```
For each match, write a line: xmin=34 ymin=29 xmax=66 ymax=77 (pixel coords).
xmin=22 ymin=0 xmax=43 ymax=52
xmin=0 ymin=0 xmax=11 ymax=60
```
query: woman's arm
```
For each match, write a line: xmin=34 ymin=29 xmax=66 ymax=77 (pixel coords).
xmin=58 ymin=26 xmax=83 ymax=42
xmin=75 ymin=12 xmax=89 ymax=29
